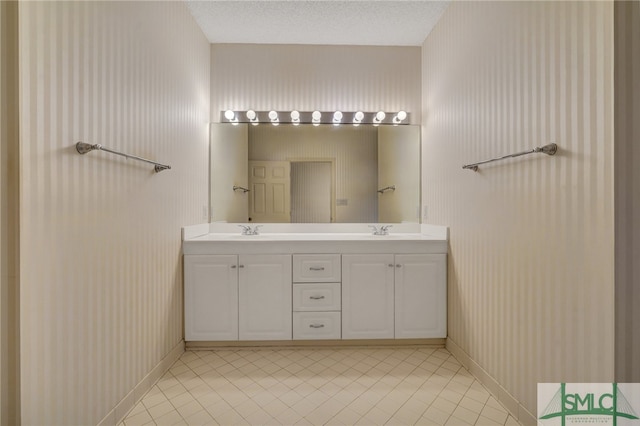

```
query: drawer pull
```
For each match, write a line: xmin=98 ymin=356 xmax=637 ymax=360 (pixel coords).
xmin=309 ymin=267 xmax=325 ymax=271
xmin=309 ymin=324 xmax=325 ymax=329
xmin=309 ymin=295 xmax=325 ymax=300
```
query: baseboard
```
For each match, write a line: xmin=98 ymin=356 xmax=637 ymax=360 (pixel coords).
xmin=97 ymin=340 xmax=185 ymax=426
xmin=446 ymin=338 xmax=537 ymax=426
xmin=186 ymin=338 xmax=446 ymax=350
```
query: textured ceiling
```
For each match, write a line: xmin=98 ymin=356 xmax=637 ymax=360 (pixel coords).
xmin=185 ymin=1 xmax=450 ymax=46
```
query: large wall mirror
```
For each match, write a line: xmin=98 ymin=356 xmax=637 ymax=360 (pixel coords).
xmin=210 ymin=123 xmax=420 ymax=223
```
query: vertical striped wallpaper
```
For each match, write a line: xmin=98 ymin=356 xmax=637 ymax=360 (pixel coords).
xmin=1 ymin=5 xmax=6 ymax=424
xmin=1 ymin=1 xmax=20 ymax=424
xmin=210 ymin=44 xmax=421 ymax=125
xmin=422 ymin=1 xmax=614 ymax=421
xmin=249 ymin=125 xmax=378 ymax=223
xmin=614 ymin=0 xmax=640 ymax=383
xmin=18 ymin=2 xmax=210 ymax=424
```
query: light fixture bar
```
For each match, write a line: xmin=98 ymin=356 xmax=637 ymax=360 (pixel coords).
xmin=220 ymin=111 xmax=410 ymax=125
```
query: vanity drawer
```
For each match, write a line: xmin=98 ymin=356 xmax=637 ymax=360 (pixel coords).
xmin=293 ymin=254 xmax=341 ymax=282
xmin=293 ymin=312 xmax=341 ymax=340
xmin=293 ymin=283 xmax=341 ymax=311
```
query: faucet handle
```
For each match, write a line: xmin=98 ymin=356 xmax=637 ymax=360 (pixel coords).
xmin=238 ymin=224 xmax=251 ymax=235
xmin=368 ymin=225 xmax=379 ymax=235
xmin=252 ymin=225 xmax=263 ymax=235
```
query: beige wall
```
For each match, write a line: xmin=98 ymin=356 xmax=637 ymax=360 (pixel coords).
xmin=18 ymin=1 xmax=210 ymax=424
xmin=614 ymin=0 xmax=640 ymax=382
xmin=1 ymin=1 xmax=20 ymax=424
xmin=210 ymin=44 xmax=421 ymax=124
xmin=422 ymin=1 xmax=614 ymax=423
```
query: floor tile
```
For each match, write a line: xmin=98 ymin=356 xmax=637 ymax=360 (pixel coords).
xmin=123 ymin=409 xmax=153 ymax=426
xmin=153 ymin=409 xmax=185 ymax=426
xmin=421 ymin=405 xmax=451 ymax=425
xmin=358 ymin=406 xmax=393 ymax=425
xmin=147 ymin=401 xmax=177 ymax=419
xmin=480 ymin=403 xmax=509 ymax=424
xmin=474 ymin=415 xmax=503 ymax=425
xmin=505 ymin=415 xmax=521 ymax=425
xmin=272 ymin=408 xmax=303 ymax=425
xmin=120 ymin=347 xmax=521 ymax=426
xmin=184 ymin=409 xmax=217 ymax=426
xmin=451 ymin=404 xmax=481 ymax=425
xmin=458 ymin=394 xmax=486 ymax=414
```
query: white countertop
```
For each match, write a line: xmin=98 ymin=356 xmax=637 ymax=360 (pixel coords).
xmin=182 ymin=223 xmax=448 ymax=255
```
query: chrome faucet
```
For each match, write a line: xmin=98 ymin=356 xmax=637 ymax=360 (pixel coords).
xmin=369 ymin=225 xmax=392 ymax=236
xmin=238 ymin=225 xmax=262 ymax=235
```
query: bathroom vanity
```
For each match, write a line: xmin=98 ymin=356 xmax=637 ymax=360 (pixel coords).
xmin=182 ymin=223 xmax=448 ymax=345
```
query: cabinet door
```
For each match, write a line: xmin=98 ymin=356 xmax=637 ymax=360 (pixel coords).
xmin=395 ymin=254 xmax=447 ymax=338
xmin=184 ymin=255 xmax=238 ymax=341
xmin=342 ymin=254 xmax=395 ymax=339
xmin=239 ymin=254 xmax=292 ymax=340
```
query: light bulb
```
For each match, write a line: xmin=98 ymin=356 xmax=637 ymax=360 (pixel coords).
xmin=224 ymin=110 xmax=235 ymax=121
xmin=290 ymin=111 xmax=300 ymax=125
xmin=312 ymin=111 xmax=321 ymax=126
xmin=393 ymin=110 xmax=407 ymax=124
xmin=375 ymin=111 xmax=386 ymax=121
xmin=333 ymin=111 xmax=343 ymax=126
xmin=268 ymin=110 xmax=279 ymax=126
xmin=354 ymin=111 xmax=364 ymax=121
xmin=246 ymin=110 xmax=256 ymax=120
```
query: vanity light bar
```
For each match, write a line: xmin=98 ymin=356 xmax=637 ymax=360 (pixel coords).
xmin=220 ymin=110 xmax=410 ymax=125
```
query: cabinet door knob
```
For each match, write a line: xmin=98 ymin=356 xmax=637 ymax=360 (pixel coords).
xmin=309 ymin=324 xmax=325 ymax=329
xmin=309 ymin=267 xmax=325 ymax=271
xmin=388 ymin=264 xmax=394 ymax=267
xmin=231 ymin=265 xmax=237 ymax=269
xmin=396 ymin=264 xmax=402 ymax=268
xmin=238 ymin=265 xmax=245 ymax=268
xmin=309 ymin=295 xmax=325 ymax=300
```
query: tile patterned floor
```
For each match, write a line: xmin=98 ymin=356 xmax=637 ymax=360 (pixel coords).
xmin=120 ymin=347 xmax=521 ymax=426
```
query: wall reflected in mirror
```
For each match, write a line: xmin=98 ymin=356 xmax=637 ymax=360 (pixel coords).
xmin=210 ymin=123 xmax=420 ymax=223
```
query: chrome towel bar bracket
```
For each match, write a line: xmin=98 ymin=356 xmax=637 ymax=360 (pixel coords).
xmin=377 ymin=185 xmax=396 ymax=193
xmin=76 ymin=141 xmax=171 ymax=173
xmin=462 ymin=143 xmax=557 ymax=172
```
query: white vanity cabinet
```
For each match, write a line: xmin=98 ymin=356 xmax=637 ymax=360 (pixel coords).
xmin=342 ymin=253 xmax=447 ymax=339
xmin=184 ymin=255 xmax=238 ymax=341
xmin=182 ymin=224 xmax=449 ymax=344
xmin=184 ymin=254 xmax=292 ymax=341
xmin=342 ymin=254 xmax=395 ymax=339
xmin=394 ymin=254 xmax=447 ymax=338
xmin=238 ymin=254 xmax=292 ymax=340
